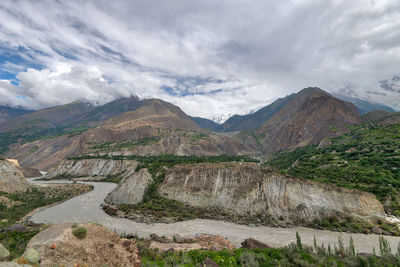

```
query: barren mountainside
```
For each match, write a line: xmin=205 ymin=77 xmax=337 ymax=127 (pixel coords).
xmin=242 ymin=88 xmax=361 ymax=154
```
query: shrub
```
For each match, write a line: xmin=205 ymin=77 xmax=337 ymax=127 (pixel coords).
xmin=72 ymin=227 xmax=87 ymax=240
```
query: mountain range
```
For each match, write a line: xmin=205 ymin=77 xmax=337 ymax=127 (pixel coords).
xmin=0 ymin=87 xmax=398 ymax=170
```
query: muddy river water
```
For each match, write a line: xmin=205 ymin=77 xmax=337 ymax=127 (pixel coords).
xmin=28 ymin=179 xmax=400 ymax=253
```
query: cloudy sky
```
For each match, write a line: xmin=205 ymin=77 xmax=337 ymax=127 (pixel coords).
xmin=0 ymin=0 xmax=399 ymax=121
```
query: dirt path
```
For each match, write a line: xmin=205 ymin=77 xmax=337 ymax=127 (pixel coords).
xmin=29 ymin=180 xmax=400 ymax=253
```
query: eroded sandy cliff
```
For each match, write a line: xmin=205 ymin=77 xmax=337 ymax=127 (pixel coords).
xmin=159 ymin=162 xmax=385 ymax=223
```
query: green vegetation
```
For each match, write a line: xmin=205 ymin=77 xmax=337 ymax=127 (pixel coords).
xmin=72 ymin=227 xmax=87 ymax=239
xmin=140 ymin=233 xmax=400 ymax=267
xmin=89 ymin=137 xmax=160 ymax=152
xmin=268 ymin=124 xmax=400 ymax=215
xmin=100 ymin=173 xmax=124 ymax=183
xmin=0 ymin=222 xmax=41 ymax=260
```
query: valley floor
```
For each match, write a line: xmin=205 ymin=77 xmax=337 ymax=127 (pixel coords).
xmin=28 ymin=179 xmax=400 ymax=254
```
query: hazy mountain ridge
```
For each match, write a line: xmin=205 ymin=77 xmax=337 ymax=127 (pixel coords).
xmin=0 ymin=106 xmax=33 ymax=125
xmin=3 ymin=87 xmax=394 ymax=170
xmin=332 ymin=92 xmax=396 ymax=114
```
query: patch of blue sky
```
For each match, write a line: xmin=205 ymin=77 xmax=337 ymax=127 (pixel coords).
xmin=0 ymin=46 xmax=46 ymax=81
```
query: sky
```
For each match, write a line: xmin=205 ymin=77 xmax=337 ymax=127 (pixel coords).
xmin=0 ymin=0 xmax=399 ymax=121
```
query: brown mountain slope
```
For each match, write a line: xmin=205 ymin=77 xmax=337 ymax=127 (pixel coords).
xmin=242 ymin=87 xmax=361 ymax=154
xmin=362 ymin=110 xmax=400 ymax=126
xmin=7 ymin=98 xmax=254 ymax=170
xmin=77 ymin=98 xmax=252 ymax=157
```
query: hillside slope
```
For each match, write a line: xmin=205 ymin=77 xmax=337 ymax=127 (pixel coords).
xmin=0 ymin=106 xmax=33 ymax=125
xmin=362 ymin=110 xmax=400 ymax=126
xmin=268 ymin=123 xmax=400 ymax=215
xmin=241 ymin=87 xmax=361 ymax=154
xmin=0 ymin=96 xmax=142 ymax=153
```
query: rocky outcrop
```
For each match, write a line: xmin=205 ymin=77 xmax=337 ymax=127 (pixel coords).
xmin=45 ymin=159 xmax=139 ymax=179
xmin=24 ymin=223 xmax=141 ymax=267
xmin=159 ymin=162 xmax=385 ymax=223
xmin=105 ymin=168 xmax=153 ymax=205
xmin=0 ymin=160 xmax=29 ymax=193
xmin=148 ymin=234 xmax=235 ymax=253
xmin=241 ymin=238 xmax=270 ymax=249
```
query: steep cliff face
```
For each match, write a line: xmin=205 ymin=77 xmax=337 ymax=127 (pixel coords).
xmin=105 ymin=168 xmax=153 ymax=205
xmin=46 ymin=159 xmax=139 ymax=179
xmin=159 ymin=163 xmax=385 ymax=223
xmin=0 ymin=160 xmax=30 ymax=192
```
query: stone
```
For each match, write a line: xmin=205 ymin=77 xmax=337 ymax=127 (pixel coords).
xmin=371 ymin=226 xmax=383 ymax=235
xmin=241 ymin=238 xmax=270 ymax=249
xmin=0 ymin=243 xmax=10 ymax=260
xmin=173 ymin=234 xmax=184 ymax=243
xmin=0 ymin=263 xmax=33 ymax=267
xmin=202 ymin=257 xmax=218 ymax=267
xmin=150 ymin=233 xmax=159 ymax=240
xmin=24 ymin=248 xmax=40 ymax=264
xmin=6 ymin=224 xmax=26 ymax=232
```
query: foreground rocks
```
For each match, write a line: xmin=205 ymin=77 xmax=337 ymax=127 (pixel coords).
xmin=0 ymin=243 xmax=10 ymax=260
xmin=105 ymin=168 xmax=153 ymax=205
xmin=159 ymin=162 xmax=385 ymax=224
xmin=241 ymin=238 xmax=270 ymax=249
xmin=23 ymin=223 xmax=141 ymax=267
xmin=0 ymin=263 xmax=32 ymax=267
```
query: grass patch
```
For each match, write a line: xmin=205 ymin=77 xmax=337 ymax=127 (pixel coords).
xmin=72 ymin=227 xmax=87 ymax=240
xmin=139 ymin=233 xmax=400 ymax=267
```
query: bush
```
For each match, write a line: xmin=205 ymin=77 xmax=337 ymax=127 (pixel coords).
xmin=72 ymin=227 xmax=87 ymax=240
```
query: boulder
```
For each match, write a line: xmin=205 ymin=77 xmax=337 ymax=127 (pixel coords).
xmin=241 ymin=238 xmax=270 ymax=249
xmin=0 ymin=243 xmax=10 ymax=260
xmin=173 ymin=234 xmax=184 ymax=243
xmin=24 ymin=248 xmax=40 ymax=264
xmin=0 ymin=263 xmax=32 ymax=267
xmin=202 ymin=258 xmax=219 ymax=267
xmin=371 ymin=226 xmax=383 ymax=235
